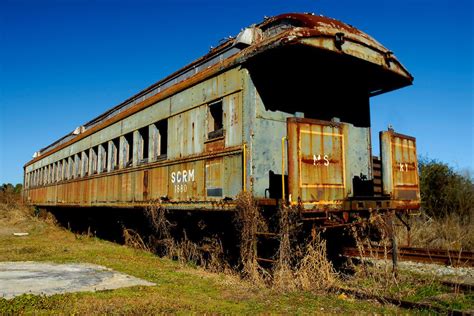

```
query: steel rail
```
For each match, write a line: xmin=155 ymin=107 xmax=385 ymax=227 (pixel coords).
xmin=343 ymin=246 xmax=474 ymax=267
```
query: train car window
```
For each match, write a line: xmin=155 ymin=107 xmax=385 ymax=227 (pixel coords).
xmin=98 ymin=143 xmax=107 ymax=173
xmin=208 ymin=100 xmax=224 ymax=139
xmin=138 ymin=126 xmax=149 ymax=164
xmin=90 ymin=146 xmax=98 ymax=174
xmin=157 ymin=120 xmax=168 ymax=157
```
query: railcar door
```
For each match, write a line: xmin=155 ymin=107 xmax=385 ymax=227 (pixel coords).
xmin=380 ymin=130 xmax=420 ymax=202
xmin=287 ymin=117 xmax=346 ymax=205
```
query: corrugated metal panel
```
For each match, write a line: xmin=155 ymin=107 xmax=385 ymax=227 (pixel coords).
xmin=206 ymin=157 xmax=223 ymax=198
xmin=288 ymin=118 xmax=345 ymax=203
xmin=149 ymin=166 xmax=168 ymax=200
xmin=380 ymin=130 xmax=420 ymax=201
xmin=224 ymin=92 xmax=242 ymax=147
xmin=223 ymin=154 xmax=243 ymax=197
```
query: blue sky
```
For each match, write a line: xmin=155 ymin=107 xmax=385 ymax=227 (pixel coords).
xmin=0 ymin=0 xmax=472 ymax=184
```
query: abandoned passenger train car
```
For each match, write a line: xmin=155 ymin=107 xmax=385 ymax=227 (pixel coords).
xmin=23 ymin=13 xmax=420 ymax=223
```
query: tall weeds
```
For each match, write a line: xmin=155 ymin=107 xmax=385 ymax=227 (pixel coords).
xmin=273 ymin=204 xmax=336 ymax=292
xmin=234 ymin=192 xmax=267 ymax=283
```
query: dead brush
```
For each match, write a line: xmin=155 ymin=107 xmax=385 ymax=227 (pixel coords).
xmin=349 ymin=213 xmax=399 ymax=295
xmin=234 ymin=192 xmax=268 ymax=283
xmin=273 ymin=204 xmax=299 ymax=291
xmin=169 ymin=232 xmax=203 ymax=265
xmin=395 ymin=212 xmax=474 ymax=252
xmin=273 ymin=204 xmax=336 ymax=292
xmin=145 ymin=201 xmax=172 ymax=239
xmin=200 ymin=237 xmax=231 ymax=273
xmin=294 ymin=233 xmax=337 ymax=291
xmin=123 ymin=228 xmax=150 ymax=252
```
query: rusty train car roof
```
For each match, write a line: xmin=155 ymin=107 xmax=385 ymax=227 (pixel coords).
xmin=25 ymin=12 xmax=413 ymax=168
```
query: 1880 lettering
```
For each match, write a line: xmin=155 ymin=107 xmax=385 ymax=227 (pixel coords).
xmin=171 ymin=169 xmax=195 ymax=193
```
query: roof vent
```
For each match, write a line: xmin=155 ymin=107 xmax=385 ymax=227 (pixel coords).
xmin=234 ymin=27 xmax=255 ymax=46
xmin=73 ymin=126 xmax=85 ymax=135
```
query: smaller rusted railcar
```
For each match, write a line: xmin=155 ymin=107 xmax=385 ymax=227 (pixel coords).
xmin=23 ymin=13 xmax=420 ymax=226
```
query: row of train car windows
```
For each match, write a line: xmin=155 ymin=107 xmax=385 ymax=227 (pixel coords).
xmin=25 ymin=120 xmax=168 ymax=188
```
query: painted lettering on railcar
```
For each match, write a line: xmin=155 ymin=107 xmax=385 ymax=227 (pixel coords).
xmin=170 ymin=169 xmax=195 ymax=193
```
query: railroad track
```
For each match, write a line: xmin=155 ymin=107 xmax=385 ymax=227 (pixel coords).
xmin=342 ymin=246 xmax=474 ymax=267
xmin=333 ymin=286 xmax=466 ymax=315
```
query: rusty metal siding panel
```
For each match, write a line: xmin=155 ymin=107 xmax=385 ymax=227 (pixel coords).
xmin=169 ymin=67 xmax=243 ymax=117
xmin=82 ymin=179 xmax=90 ymax=204
xmin=121 ymin=172 xmax=133 ymax=202
xmin=380 ymin=131 xmax=420 ymax=201
xmin=288 ymin=119 xmax=345 ymax=203
xmin=134 ymin=170 xmax=144 ymax=202
xmin=223 ymin=154 xmax=242 ymax=198
xmin=249 ymin=75 xmax=293 ymax=198
xmin=149 ymin=166 xmax=168 ymax=200
xmin=224 ymin=92 xmax=242 ymax=147
xmin=90 ymin=177 xmax=97 ymax=203
xmin=106 ymin=174 xmax=120 ymax=202
xmin=121 ymin=99 xmax=171 ymax=136
xmin=168 ymin=160 xmax=204 ymax=201
xmin=96 ymin=177 xmax=107 ymax=202
xmin=205 ymin=157 xmax=223 ymax=198
xmin=343 ymin=124 xmax=372 ymax=197
xmin=168 ymin=106 xmax=206 ymax=159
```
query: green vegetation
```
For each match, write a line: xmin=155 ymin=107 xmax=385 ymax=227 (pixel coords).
xmin=0 ymin=201 xmax=401 ymax=314
xmin=419 ymin=158 xmax=473 ymax=221
xmin=1 ymin=158 xmax=472 ymax=314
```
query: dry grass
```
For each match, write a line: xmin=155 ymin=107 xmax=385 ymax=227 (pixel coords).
xmin=294 ymin=234 xmax=337 ymax=291
xmin=395 ymin=212 xmax=474 ymax=251
xmin=143 ymin=201 xmax=230 ymax=272
xmin=234 ymin=192 xmax=268 ymax=283
xmin=349 ymin=214 xmax=398 ymax=294
xmin=2 ymin=194 xmax=470 ymax=313
xmin=123 ymin=228 xmax=150 ymax=252
xmin=273 ymin=205 xmax=336 ymax=292
xmin=0 ymin=199 xmax=406 ymax=314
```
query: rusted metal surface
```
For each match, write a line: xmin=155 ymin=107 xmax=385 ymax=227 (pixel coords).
xmin=25 ymin=13 xmax=411 ymax=168
xmin=25 ymin=145 xmax=244 ymax=208
xmin=23 ymin=13 xmax=419 ymax=215
xmin=380 ymin=130 xmax=420 ymax=206
xmin=287 ymin=118 xmax=345 ymax=204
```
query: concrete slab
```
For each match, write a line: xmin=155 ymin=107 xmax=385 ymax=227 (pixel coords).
xmin=0 ymin=261 xmax=155 ymax=299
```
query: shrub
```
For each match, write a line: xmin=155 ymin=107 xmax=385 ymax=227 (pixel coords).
xmin=418 ymin=158 xmax=473 ymax=222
